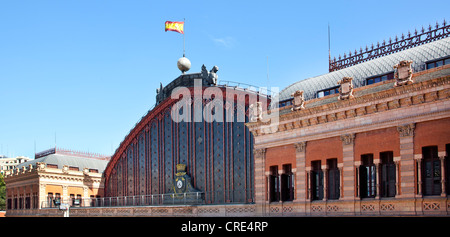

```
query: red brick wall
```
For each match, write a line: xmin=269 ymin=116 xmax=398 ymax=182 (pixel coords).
xmin=305 ymin=136 xmax=343 ymax=165
xmin=354 ymin=127 xmax=400 ymax=161
xmin=265 ymin=144 xmax=296 ymax=171
xmin=414 ymin=118 xmax=450 ymax=153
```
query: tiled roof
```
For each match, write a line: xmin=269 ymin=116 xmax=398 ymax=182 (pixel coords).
xmin=17 ymin=153 xmax=108 ymax=173
xmin=277 ymin=37 xmax=450 ymax=102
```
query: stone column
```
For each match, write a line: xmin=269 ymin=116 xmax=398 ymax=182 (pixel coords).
xmin=439 ymin=154 xmax=446 ymax=197
xmin=394 ymin=159 xmax=401 ymax=198
xmin=305 ymin=167 xmax=311 ymax=201
xmin=338 ymin=164 xmax=344 ymax=199
xmin=294 ymin=142 xmax=307 ymax=202
xmin=397 ymin=123 xmax=415 ymax=198
xmin=254 ymin=148 xmax=266 ymax=216
xmin=354 ymin=161 xmax=361 ymax=199
xmin=62 ymin=185 xmax=68 ymax=203
xmin=322 ymin=163 xmax=328 ymax=201
xmin=39 ymin=184 xmax=46 ymax=209
xmin=340 ymin=133 xmax=355 ymax=200
xmin=414 ymin=154 xmax=423 ymax=197
xmin=374 ymin=160 xmax=380 ymax=200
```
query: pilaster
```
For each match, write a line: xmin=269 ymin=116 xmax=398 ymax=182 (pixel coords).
xmin=340 ymin=133 xmax=355 ymax=200
xmin=397 ymin=123 xmax=416 ymax=198
xmin=253 ymin=148 xmax=266 ymax=216
xmin=293 ymin=142 xmax=306 ymax=202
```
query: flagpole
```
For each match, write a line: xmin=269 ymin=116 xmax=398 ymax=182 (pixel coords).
xmin=183 ymin=18 xmax=186 ymax=57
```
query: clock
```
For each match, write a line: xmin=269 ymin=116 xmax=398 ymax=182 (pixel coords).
xmin=177 ymin=179 xmax=183 ymax=189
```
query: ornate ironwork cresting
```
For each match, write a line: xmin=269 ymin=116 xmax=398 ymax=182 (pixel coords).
xmin=329 ymin=20 xmax=450 ymax=72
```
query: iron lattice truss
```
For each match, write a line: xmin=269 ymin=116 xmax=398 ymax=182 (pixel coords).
xmin=329 ymin=20 xmax=450 ymax=72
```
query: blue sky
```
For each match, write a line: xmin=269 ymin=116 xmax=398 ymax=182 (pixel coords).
xmin=1 ymin=0 xmax=449 ymax=159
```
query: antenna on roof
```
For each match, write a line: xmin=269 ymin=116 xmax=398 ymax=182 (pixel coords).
xmin=266 ymin=56 xmax=269 ymax=95
xmin=328 ymin=23 xmax=331 ymax=63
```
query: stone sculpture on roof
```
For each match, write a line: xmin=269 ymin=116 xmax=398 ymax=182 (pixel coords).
xmin=201 ymin=64 xmax=219 ymax=86
xmin=291 ymin=90 xmax=305 ymax=111
xmin=249 ymin=101 xmax=263 ymax=122
xmin=393 ymin=60 xmax=414 ymax=87
xmin=337 ymin=77 xmax=354 ymax=100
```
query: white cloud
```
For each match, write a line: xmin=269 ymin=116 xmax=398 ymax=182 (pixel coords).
xmin=211 ymin=36 xmax=236 ymax=48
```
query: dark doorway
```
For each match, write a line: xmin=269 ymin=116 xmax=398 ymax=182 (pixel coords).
xmin=380 ymin=151 xmax=396 ymax=198
xmin=269 ymin=166 xmax=279 ymax=202
xmin=422 ymin=146 xmax=441 ymax=196
xmin=327 ymin=159 xmax=340 ymax=200
xmin=360 ymin=154 xmax=376 ymax=198
xmin=281 ymin=164 xmax=294 ymax=201
xmin=311 ymin=161 xmax=323 ymax=200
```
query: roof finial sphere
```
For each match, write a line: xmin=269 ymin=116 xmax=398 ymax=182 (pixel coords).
xmin=177 ymin=57 xmax=191 ymax=74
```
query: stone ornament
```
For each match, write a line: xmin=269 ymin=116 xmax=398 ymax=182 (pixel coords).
xmin=393 ymin=60 xmax=413 ymax=87
xmin=291 ymin=90 xmax=305 ymax=111
xmin=177 ymin=56 xmax=191 ymax=74
xmin=62 ymin=165 xmax=69 ymax=173
xmin=294 ymin=142 xmax=306 ymax=153
xmin=337 ymin=77 xmax=354 ymax=100
xmin=201 ymin=64 xmax=219 ymax=86
xmin=397 ymin=123 xmax=415 ymax=137
xmin=249 ymin=102 xmax=263 ymax=122
xmin=36 ymin=162 xmax=46 ymax=171
xmin=340 ymin=133 xmax=355 ymax=145
xmin=253 ymin=148 xmax=266 ymax=158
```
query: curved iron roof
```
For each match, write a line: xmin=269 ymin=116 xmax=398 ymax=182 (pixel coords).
xmin=277 ymin=37 xmax=450 ymax=102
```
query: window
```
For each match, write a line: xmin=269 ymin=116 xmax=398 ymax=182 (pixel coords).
xmin=360 ymin=154 xmax=376 ymax=198
xmin=19 ymin=195 xmax=23 ymax=209
xmin=47 ymin=192 xmax=54 ymax=207
xmin=55 ymin=193 xmax=61 ymax=206
xmin=366 ymin=72 xmax=394 ymax=85
xmin=33 ymin=192 xmax=38 ymax=209
xmin=69 ymin=166 xmax=79 ymax=171
xmin=7 ymin=199 xmax=12 ymax=210
xmin=427 ymin=57 xmax=450 ymax=69
xmin=422 ymin=146 xmax=441 ymax=196
xmin=380 ymin=151 xmax=396 ymax=198
xmin=278 ymin=99 xmax=292 ymax=108
xmin=25 ymin=196 xmax=31 ymax=209
xmin=269 ymin=166 xmax=279 ymax=202
xmin=47 ymin=164 xmax=58 ymax=168
xmin=281 ymin=164 xmax=294 ymax=201
xmin=317 ymin=86 xmax=339 ymax=98
xmin=327 ymin=159 xmax=340 ymax=200
xmin=311 ymin=161 xmax=324 ymax=200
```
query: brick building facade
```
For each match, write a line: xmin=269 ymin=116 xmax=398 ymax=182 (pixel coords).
xmin=4 ymin=148 xmax=109 ymax=216
xmin=5 ymin=22 xmax=449 ymax=217
xmin=247 ymin=35 xmax=450 ymax=216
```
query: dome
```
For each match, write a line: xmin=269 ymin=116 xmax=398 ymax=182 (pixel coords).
xmin=177 ymin=57 xmax=191 ymax=73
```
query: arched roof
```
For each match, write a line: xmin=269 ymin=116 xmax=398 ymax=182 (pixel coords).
xmin=278 ymin=37 xmax=450 ymax=102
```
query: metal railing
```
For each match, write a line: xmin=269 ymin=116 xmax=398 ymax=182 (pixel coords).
xmin=41 ymin=190 xmax=254 ymax=209
xmin=42 ymin=192 xmax=204 ymax=208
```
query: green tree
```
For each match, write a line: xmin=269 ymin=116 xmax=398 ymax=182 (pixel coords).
xmin=0 ymin=173 xmax=5 ymax=210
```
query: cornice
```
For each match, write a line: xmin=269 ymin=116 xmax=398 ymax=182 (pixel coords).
xmin=248 ymin=73 xmax=449 ymax=137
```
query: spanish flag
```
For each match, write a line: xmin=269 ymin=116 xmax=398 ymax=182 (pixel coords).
xmin=165 ymin=21 xmax=184 ymax=34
